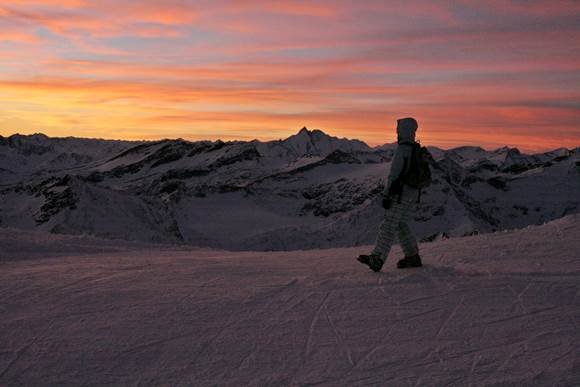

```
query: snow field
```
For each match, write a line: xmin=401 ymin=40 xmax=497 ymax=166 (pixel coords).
xmin=0 ymin=215 xmax=579 ymax=385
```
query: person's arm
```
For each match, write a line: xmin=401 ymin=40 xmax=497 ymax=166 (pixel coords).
xmin=382 ymin=147 xmax=405 ymax=197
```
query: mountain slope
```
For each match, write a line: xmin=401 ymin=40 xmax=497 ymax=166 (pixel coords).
xmin=1 ymin=215 xmax=579 ymax=385
xmin=0 ymin=133 xmax=136 ymax=185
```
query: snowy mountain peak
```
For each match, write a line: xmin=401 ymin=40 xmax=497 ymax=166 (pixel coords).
xmin=0 ymin=133 xmax=49 ymax=147
xmin=298 ymin=126 xmax=310 ymax=135
xmin=291 ymin=126 xmax=328 ymax=141
xmin=281 ymin=127 xmax=370 ymax=157
xmin=5 ymin=133 xmax=49 ymax=140
xmin=493 ymin=146 xmax=517 ymax=155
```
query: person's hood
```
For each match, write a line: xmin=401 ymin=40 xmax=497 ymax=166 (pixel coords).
xmin=396 ymin=117 xmax=418 ymax=143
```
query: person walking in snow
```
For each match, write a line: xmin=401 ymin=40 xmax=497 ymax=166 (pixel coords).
xmin=358 ymin=117 xmax=431 ymax=272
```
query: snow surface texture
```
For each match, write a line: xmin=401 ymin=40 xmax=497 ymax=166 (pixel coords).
xmin=1 ymin=129 xmax=579 ymax=250
xmin=1 ymin=215 xmax=579 ymax=385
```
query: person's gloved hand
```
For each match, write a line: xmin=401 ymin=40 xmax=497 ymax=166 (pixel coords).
xmin=382 ymin=196 xmax=392 ymax=210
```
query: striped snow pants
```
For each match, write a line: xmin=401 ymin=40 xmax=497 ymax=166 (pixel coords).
xmin=371 ymin=189 xmax=419 ymax=262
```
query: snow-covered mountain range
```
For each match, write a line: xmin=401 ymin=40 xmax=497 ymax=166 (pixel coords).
xmin=1 ymin=128 xmax=578 ymax=250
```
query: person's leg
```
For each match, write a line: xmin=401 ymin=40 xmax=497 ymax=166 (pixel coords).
xmin=395 ymin=200 xmax=423 ymax=268
xmin=370 ymin=199 xmax=412 ymax=262
xmin=397 ymin=221 xmax=418 ymax=257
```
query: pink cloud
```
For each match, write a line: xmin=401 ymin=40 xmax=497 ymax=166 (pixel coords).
xmin=2 ymin=0 xmax=86 ymax=8
xmin=0 ymin=1 xmax=197 ymax=40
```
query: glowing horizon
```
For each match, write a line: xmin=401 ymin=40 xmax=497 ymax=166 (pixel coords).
xmin=1 ymin=1 xmax=579 ymax=152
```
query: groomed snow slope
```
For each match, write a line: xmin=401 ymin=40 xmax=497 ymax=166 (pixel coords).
xmin=1 ymin=216 xmax=579 ymax=386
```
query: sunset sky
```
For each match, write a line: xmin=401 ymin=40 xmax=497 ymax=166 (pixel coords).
xmin=0 ymin=0 xmax=579 ymax=151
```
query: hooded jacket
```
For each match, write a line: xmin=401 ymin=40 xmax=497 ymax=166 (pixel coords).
xmin=383 ymin=117 xmax=418 ymax=197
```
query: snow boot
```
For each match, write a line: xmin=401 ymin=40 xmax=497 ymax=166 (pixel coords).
xmin=357 ymin=254 xmax=385 ymax=272
xmin=397 ymin=254 xmax=422 ymax=269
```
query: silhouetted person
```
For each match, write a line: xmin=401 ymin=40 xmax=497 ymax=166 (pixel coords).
xmin=358 ymin=117 xmax=430 ymax=272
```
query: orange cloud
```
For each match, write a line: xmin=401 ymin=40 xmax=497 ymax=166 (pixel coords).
xmin=1 ymin=74 xmax=577 ymax=152
xmin=0 ymin=1 xmax=196 ymax=40
xmin=0 ymin=28 xmax=41 ymax=43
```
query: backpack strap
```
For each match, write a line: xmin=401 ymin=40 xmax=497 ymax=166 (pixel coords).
xmin=397 ymin=156 xmax=408 ymax=204
xmin=404 ymin=141 xmax=423 ymax=203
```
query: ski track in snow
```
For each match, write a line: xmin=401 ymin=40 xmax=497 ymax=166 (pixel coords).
xmin=0 ymin=215 xmax=579 ymax=386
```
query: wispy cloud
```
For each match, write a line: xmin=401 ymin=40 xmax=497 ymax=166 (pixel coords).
xmin=0 ymin=0 xmax=579 ymax=151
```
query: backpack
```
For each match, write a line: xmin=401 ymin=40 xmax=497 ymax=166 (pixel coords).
xmin=402 ymin=142 xmax=432 ymax=189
